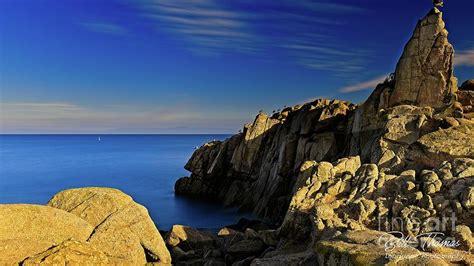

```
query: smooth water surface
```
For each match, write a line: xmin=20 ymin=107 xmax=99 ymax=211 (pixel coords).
xmin=0 ymin=134 xmax=252 ymax=230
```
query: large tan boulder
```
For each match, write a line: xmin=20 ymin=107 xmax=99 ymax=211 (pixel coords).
xmin=0 ymin=204 xmax=94 ymax=264
xmin=47 ymin=187 xmax=171 ymax=264
xmin=389 ymin=8 xmax=457 ymax=108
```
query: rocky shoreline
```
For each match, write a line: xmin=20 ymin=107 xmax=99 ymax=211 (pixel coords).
xmin=173 ymin=8 xmax=474 ymax=265
xmin=1 ymin=7 xmax=473 ymax=266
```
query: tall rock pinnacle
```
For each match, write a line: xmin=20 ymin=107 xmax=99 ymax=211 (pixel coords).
xmin=389 ymin=8 xmax=457 ymax=108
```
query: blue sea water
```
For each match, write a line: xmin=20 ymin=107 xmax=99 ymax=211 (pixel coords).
xmin=0 ymin=134 xmax=252 ymax=230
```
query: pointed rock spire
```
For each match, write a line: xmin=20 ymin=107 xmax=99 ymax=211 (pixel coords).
xmin=388 ymin=8 xmax=457 ymax=108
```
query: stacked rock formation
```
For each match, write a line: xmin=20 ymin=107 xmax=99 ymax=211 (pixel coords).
xmin=174 ymin=8 xmax=474 ymax=265
xmin=388 ymin=8 xmax=457 ymax=108
xmin=0 ymin=188 xmax=171 ymax=265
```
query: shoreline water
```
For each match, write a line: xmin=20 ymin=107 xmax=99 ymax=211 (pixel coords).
xmin=0 ymin=134 xmax=254 ymax=230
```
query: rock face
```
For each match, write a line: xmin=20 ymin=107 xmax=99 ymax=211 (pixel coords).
xmin=22 ymin=240 xmax=113 ymax=265
xmin=175 ymin=8 xmax=468 ymax=222
xmin=176 ymin=9 xmax=469 ymax=223
xmin=388 ymin=8 xmax=457 ymax=108
xmin=0 ymin=204 xmax=94 ymax=264
xmin=0 ymin=188 xmax=171 ymax=265
xmin=176 ymin=99 xmax=355 ymax=222
xmin=48 ymin=187 xmax=171 ymax=264
xmin=410 ymin=124 xmax=474 ymax=167
xmin=174 ymin=7 xmax=474 ymax=266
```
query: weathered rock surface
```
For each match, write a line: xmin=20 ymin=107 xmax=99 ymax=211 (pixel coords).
xmin=410 ymin=124 xmax=474 ymax=167
xmin=0 ymin=204 xmax=94 ymax=264
xmin=22 ymin=240 xmax=117 ymax=265
xmin=316 ymin=230 xmax=474 ymax=265
xmin=0 ymin=188 xmax=171 ymax=265
xmin=388 ymin=8 xmax=457 ymax=108
xmin=176 ymin=99 xmax=356 ymax=223
xmin=48 ymin=187 xmax=171 ymax=264
xmin=172 ymin=157 xmax=472 ymax=265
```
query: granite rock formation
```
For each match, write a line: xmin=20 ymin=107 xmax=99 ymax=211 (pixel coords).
xmin=0 ymin=188 xmax=171 ymax=265
xmin=48 ymin=187 xmax=171 ymax=264
xmin=176 ymin=99 xmax=356 ymax=223
xmin=176 ymin=8 xmax=473 ymax=221
xmin=174 ymin=8 xmax=474 ymax=265
xmin=0 ymin=204 xmax=94 ymax=264
xmin=388 ymin=8 xmax=457 ymax=108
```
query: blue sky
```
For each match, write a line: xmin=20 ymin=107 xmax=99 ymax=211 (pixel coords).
xmin=0 ymin=0 xmax=473 ymax=133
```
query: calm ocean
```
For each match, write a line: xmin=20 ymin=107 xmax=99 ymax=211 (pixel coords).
xmin=0 ymin=134 xmax=252 ymax=230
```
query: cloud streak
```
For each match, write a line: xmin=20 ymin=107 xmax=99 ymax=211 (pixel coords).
xmin=79 ymin=22 xmax=129 ymax=35
xmin=0 ymin=102 xmax=246 ymax=134
xmin=455 ymin=48 xmax=474 ymax=66
xmin=339 ymin=74 xmax=388 ymax=93
xmin=136 ymin=0 xmax=370 ymax=73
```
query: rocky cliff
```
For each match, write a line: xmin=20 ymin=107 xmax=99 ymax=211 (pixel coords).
xmin=174 ymin=8 xmax=474 ymax=265
xmin=177 ymin=8 xmax=473 ymax=222
xmin=177 ymin=99 xmax=356 ymax=222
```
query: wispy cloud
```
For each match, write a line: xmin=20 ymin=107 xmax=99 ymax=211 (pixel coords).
xmin=135 ymin=0 xmax=370 ymax=73
xmin=0 ymin=102 xmax=246 ymax=134
xmin=339 ymin=74 xmax=388 ymax=93
xmin=138 ymin=0 xmax=258 ymax=55
xmin=79 ymin=22 xmax=129 ymax=35
xmin=455 ymin=48 xmax=474 ymax=66
xmin=300 ymin=1 xmax=366 ymax=14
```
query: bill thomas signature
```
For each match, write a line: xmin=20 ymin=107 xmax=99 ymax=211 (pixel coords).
xmin=377 ymin=231 xmax=461 ymax=252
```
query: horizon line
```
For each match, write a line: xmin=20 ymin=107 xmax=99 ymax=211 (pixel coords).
xmin=0 ymin=133 xmax=234 ymax=135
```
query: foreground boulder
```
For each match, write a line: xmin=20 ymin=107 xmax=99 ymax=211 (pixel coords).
xmin=48 ymin=187 xmax=171 ymax=264
xmin=0 ymin=188 xmax=171 ymax=265
xmin=0 ymin=204 xmax=94 ymax=264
